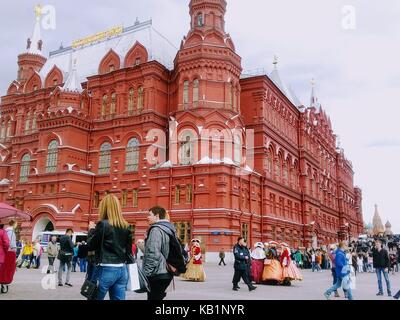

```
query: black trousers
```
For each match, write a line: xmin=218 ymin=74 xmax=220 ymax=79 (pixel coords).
xmin=147 ymin=277 xmax=173 ymax=301
xmin=219 ymin=258 xmax=226 ymax=266
xmin=232 ymin=268 xmax=252 ymax=287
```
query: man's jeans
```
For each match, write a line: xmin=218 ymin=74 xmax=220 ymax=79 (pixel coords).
xmin=79 ymin=258 xmax=87 ymax=272
xmin=97 ymin=266 xmax=128 ymax=300
xmin=47 ymin=257 xmax=56 ymax=273
xmin=331 ymin=268 xmax=337 ymax=285
xmin=325 ymin=277 xmax=353 ymax=300
xmin=376 ymin=268 xmax=391 ymax=294
xmin=58 ymin=261 xmax=72 ymax=284
xmin=312 ymin=262 xmax=321 ymax=272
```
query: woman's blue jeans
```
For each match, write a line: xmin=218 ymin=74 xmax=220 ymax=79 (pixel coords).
xmin=96 ymin=266 xmax=128 ymax=300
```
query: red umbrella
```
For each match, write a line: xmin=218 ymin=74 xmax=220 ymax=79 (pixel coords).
xmin=0 ymin=203 xmax=32 ymax=221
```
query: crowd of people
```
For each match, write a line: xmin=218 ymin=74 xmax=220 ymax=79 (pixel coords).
xmin=2 ymin=201 xmax=400 ymax=300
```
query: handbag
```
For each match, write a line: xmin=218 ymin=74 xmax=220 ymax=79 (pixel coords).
xmin=80 ymin=278 xmax=98 ymax=300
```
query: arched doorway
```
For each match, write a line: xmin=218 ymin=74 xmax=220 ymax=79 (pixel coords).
xmin=32 ymin=217 xmax=55 ymax=241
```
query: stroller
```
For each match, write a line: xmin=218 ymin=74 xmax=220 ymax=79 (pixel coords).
xmin=0 ymin=250 xmax=17 ymax=294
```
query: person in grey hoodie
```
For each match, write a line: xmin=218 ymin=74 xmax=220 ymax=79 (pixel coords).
xmin=47 ymin=235 xmax=59 ymax=274
xmin=143 ymin=206 xmax=175 ymax=301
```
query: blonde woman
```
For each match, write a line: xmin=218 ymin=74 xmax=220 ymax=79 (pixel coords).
xmin=87 ymin=194 xmax=133 ymax=300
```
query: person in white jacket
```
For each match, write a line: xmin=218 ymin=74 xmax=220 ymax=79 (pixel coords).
xmin=357 ymin=255 xmax=364 ymax=273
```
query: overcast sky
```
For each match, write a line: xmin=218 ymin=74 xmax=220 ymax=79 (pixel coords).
xmin=1 ymin=0 xmax=399 ymax=233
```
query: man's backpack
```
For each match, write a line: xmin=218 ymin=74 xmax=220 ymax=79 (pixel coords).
xmin=150 ymin=224 xmax=187 ymax=276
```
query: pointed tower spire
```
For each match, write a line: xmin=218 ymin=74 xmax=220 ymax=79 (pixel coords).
xmin=27 ymin=4 xmax=44 ymax=55
xmin=372 ymin=204 xmax=385 ymax=236
xmin=62 ymin=57 xmax=83 ymax=93
xmin=17 ymin=5 xmax=47 ymax=84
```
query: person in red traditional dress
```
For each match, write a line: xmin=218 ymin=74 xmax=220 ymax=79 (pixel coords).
xmin=250 ymin=242 xmax=266 ymax=284
xmin=280 ymin=242 xmax=303 ymax=286
xmin=182 ymin=239 xmax=206 ymax=282
xmin=262 ymin=241 xmax=284 ymax=284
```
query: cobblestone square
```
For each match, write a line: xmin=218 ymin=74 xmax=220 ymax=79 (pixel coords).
xmin=1 ymin=257 xmax=399 ymax=300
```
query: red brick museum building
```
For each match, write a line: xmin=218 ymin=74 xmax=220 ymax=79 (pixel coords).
xmin=0 ymin=0 xmax=363 ymax=257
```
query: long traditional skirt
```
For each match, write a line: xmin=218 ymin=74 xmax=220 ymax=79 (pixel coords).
xmin=262 ymin=259 xmax=283 ymax=282
xmin=182 ymin=260 xmax=206 ymax=282
xmin=251 ymin=259 xmax=264 ymax=284
xmin=282 ymin=261 xmax=303 ymax=281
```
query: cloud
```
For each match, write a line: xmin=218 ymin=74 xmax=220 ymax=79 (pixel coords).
xmin=365 ymin=140 xmax=400 ymax=148
xmin=0 ymin=0 xmax=399 ymax=232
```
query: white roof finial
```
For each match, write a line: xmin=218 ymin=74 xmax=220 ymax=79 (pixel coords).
xmin=310 ymin=78 xmax=318 ymax=108
xmin=273 ymin=54 xmax=279 ymax=69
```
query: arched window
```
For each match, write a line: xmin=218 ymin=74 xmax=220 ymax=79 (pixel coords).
xmin=126 ymin=138 xmax=140 ymax=172
xmin=283 ymin=161 xmax=289 ymax=184
xmin=197 ymin=13 xmax=204 ymax=27
xmin=193 ymin=79 xmax=199 ymax=107
xmin=133 ymin=189 xmax=138 ymax=208
xmin=25 ymin=112 xmax=31 ymax=133
xmin=94 ymin=192 xmax=100 ymax=208
xmin=186 ymin=184 xmax=193 ymax=204
xmin=128 ymin=88 xmax=135 ymax=115
xmin=233 ymin=85 xmax=237 ymax=110
xmin=233 ymin=134 xmax=242 ymax=165
xmin=175 ymin=185 xmax=181 ymax=204
xmin=121 ymin=190 xmax=128 ymax=207
xmin=179 ymin=131 xmax=195 ymax=165
xmin=275 ymin=156 xmax=281 ymax=178
xmin=227 ymin=82 xmax=232 ymax=108
xmin=46 ymin=140 xmax=59 ymax=173
xmin=20 ymin=154 xmax=31 ymax=182
xmin=137 ymin=87 xmax=144 ymax=111
xmin=101 ymin=94 xmax=108 ymax=117
xmin=266 ymin=150 xmax=272 ymax=175
xmin=110 ymin=92 xmax=116 ymax=115
xmin=31 ymin=113 xmax=37 ymax=131
xmin=183 ymin=81 xmax=189 ymax=106
xmin=99 ymin=142 xmax=112 ymax=174
xmin=0 ymin=123 xmax=6 ymax=139
xmin=6 ymin=120 xmax=12 ymax=137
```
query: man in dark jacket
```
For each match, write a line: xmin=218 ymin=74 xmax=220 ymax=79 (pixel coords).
xmin=232 ymin=237 xmax=257 ymax=292
xmin=372 ymin=240 xmax=392 ymax=296
xmin=78 ymin=241 xmax=89 ymax=273
xmin=143 ymin=206 xmax=175 ymax=301
xmin=57 ymin=229 xmax=74 ymax=287
xmin=219 ymin=248 xmax=226 ymax=266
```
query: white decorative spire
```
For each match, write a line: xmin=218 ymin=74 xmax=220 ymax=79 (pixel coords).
xmin=273 ymin=54 xmax=279 ymax=69
xmin=269 ymin=55 xmax=302 ymax=107
xmin=27 ymin=5 xmax=43 ymax=55
xmin=310 ymin=78 xmax=318 ymax=107
xmin=62 ymin=56 xmax=83 ymax=93
xmin=269 ymin=55 xmax=286 ymax=94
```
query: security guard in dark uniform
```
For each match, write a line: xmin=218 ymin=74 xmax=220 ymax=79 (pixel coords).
xmin=232 ymin=237 xmax=257 ymax=291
